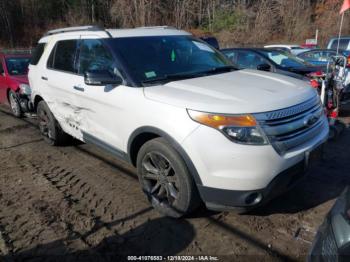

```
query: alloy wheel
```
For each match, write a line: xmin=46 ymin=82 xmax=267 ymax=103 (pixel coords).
xmin=141 ymin=152 xmax=179 ymax=206
xmin=38 ymin=108 xmax=52 ymax=139
xmin=9 ymin=92 xmax=21 ymax=116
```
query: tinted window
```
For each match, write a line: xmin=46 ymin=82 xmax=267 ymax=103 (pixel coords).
xmin=30 ymin=43 xmax=46 ymax=65
xmin=5 ymin=57 xmax=30 ymax=75
xmin=51 ymin=40 xmax=79 ymax=73
xmin=236 ymin=51 xmax=267 ymax=69
xmin=222 ymin=50 xmax=238 ymax=63
xmin=78 ymin=39 xmax=115 ymax=75
xmin=107 ymin=36 xmax=232 ymax=84
xmin=260 ymin=50 xmax=309 ymax=68
xmin=330 ymin=39 xmax=350 ymax=50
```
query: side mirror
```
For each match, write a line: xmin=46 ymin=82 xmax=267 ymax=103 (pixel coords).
xmin=257 ymin=64 xmax=271 ymax=72
xmin=84 ymin=70 xmax=123 ymax=86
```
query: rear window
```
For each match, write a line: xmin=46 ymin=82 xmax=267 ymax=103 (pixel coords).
xmin=49 ymin=40 xmax=79 ymax=73
xmin=5 ymin=57 xmax=30 ymax=75
xmin=330 ymin=39 xmax=350 ymax=50
xmin=30 ymin=43 xmax=46 ymax=65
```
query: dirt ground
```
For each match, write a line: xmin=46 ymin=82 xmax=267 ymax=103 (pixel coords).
xmin=0 ymin=105 xmax=349 ymax=262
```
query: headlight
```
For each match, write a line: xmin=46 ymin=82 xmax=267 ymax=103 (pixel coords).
xmin=187 ymin=110 xmax=269 ymax=145
xmin=19 ymin=84 xmax=32 ymax=96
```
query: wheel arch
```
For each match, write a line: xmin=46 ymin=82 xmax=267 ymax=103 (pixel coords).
xmin=127 ymin=126 xmax=203 ymax=185
xmin=33 ymin=94 xmax=44 ymax=112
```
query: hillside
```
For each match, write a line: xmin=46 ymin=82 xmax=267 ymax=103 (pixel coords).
xmin=0 ymin=0 xmax=349 ymax=48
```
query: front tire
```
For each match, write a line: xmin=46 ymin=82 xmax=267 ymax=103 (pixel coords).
xmin=37 ymin=100 xmax=70 ymax=146
xmin=136 ymin=138 xmax=200 ymax=218
xmin=8 ymin=90 xmax=23 ymax=118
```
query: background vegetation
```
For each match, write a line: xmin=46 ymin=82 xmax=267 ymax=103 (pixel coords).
xmin=0 ymin=0 xmax=349 ymax=48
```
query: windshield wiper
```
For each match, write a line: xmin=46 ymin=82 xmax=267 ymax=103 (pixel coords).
xmin=142 ymin=72 xmax=206 ymax=85
xmin=194 ymin=65 xmax=238 ymax=76
xmin=141 ymin=66 xmax=237 ymax=85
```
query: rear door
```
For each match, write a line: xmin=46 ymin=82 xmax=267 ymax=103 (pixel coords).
xmin=42 ymin=38 xmax=83 ymax=138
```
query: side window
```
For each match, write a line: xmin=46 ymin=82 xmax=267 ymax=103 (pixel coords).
xmin=223 ymin=51 xmax=238 ymax=64
xmin=30 ymin=43 xmax=46 ymax=65
xmin=300 ymin=52 xmax=314 ymax=59
xmin=50 ymin=40 xmax=79 ymax=73
xmin=78 ymin=39 xmax=115 ymax=75
xmin=236 ymin=51 xmax=267 ymax=69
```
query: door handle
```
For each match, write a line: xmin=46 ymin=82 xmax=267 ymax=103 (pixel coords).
xmin=41 ymin=76 xmax=48 ymax=81
xmin=73 ymin=86 xmax=85 ymax=92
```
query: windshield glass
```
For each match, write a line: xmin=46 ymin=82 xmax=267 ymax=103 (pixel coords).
xmin=260 ymin=50 xmax=309 ymax=68
xmin=5 ymin=57 xmax=30 ymax=75
xmin=107 ymin=36 xmax=233 ymax=85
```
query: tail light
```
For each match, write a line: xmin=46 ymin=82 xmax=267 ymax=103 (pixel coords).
xmin=329 ymin=110 xmax=338 ymax=119
xmin=347 ymin=55 xmax=350 ymax=68
xmin=310 ymin=79 xmax=319 ymax=88
xmin=308 ymin=71 xmax=324 ymax=77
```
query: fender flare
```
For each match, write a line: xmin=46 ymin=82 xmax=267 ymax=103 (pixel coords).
xmin=127 ymin=126 xmax=203 ymax=185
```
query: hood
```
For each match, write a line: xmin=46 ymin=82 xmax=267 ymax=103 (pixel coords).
xmin=144 ymin=69 xmax=318 ymax=114
xmin=286 ymin=65 xmax=324 ymax=76
xmin=10 ymin=75 xmax=29 ymax=85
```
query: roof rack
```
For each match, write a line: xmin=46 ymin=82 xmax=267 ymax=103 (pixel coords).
xmin=137 ymin=26 xmax=177 ymax=30
xmin=0 ymin=49 xmax=32 ymax=55
xmin=44 ymin=25 xmax=112 ymax=38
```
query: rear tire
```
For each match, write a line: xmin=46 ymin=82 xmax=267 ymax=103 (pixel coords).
xmin=37 ymin=100 xmax=70 ymax=146
xmin=136 ymin=137 xmax=200 ymax=218
xmin=8 ymin=90 xmax=23 ymax=118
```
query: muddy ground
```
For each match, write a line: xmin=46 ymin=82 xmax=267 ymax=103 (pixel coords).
xmin=0 ymin=105 xmax=349 ymax=262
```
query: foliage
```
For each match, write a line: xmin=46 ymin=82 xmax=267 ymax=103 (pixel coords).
xmin=0 ymin=0 xmax=349 ymax=48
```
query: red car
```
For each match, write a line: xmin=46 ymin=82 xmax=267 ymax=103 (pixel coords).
xmin=0 ymin=51 xmax=31 ymax=117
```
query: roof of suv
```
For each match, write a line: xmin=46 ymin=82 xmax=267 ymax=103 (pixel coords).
xmin=39 ymin=26 xmax=191 ymax=42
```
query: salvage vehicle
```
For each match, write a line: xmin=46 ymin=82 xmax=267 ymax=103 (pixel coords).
xmin=222 ymin=48 xmax=325 ymax=87
xmin=327 ymin=36 xmax=350 ymax=51
xmin=297 ymin=49 xmax=350 ymax=67
xmin=309 ymin=187 xmax=350 ymax=262
xmin=29 ymin=26 xmax=329 ymax=218
xmin=0 ymin=50 xmax=32 ymax=117
xmin=264 ymin=44 xmax=308 ymax=55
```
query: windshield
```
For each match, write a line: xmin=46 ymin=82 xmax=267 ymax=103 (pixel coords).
xmin=107 ymin=36 xmax=233 ymax=85
xmin=5 ymin=57 xmax=30 ymax=75
xmin=260 ymin=50 xmax=310 ymax=68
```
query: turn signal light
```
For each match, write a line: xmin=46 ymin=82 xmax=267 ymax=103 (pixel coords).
xmin=188 ymin=111 xmax=257 ymax=128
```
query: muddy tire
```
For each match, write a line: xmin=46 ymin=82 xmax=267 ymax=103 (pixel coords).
xmin=37 ymin=100 xmax=70 ymax=146
xmin=136 ymin=137 xmax=200 ymax=218
xmin=8 ymin=90 xmax=23 ymax=118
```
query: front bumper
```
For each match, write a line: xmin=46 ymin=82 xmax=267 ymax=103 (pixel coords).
xmin=198 ymin=160 xmax=306 ymax=211
xmin=181 ymin=116 xmax=328 ymax=211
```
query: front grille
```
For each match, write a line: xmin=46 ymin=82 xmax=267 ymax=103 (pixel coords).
xmin=254 ymin=96 xmax=327 ymax=155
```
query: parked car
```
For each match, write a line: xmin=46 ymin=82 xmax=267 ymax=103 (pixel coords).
xmin=200 ymin=36 xmax=219 ymax=49
xmin=222 ymin=48 xmax=324 ymax=82
xmin=0 ymin=50 xmax=32 ymax=117
xmin=29 ymin=26 xmax=329 ymax=218
xmin=309 ymin=187 xmax=350 ymax=261
xmin=264 ymin=44 xmax=308 ymax=55
xmin=327 ymin=37 xmax=350 ymax=51
xmin=297 ymin=49 xmax=350 ymax=66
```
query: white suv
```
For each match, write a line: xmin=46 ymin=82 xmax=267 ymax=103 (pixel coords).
xmin=29 ymin=26 xmax=329 ymax=217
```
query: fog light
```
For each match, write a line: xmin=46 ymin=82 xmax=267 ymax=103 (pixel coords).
xmin=245 ymin=192 xmax=263 ymax=205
